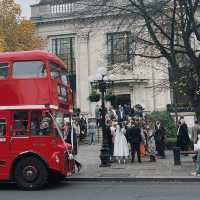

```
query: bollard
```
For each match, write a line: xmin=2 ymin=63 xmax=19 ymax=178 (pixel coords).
xmin=173 ymin=147 xmax=181 ymax=165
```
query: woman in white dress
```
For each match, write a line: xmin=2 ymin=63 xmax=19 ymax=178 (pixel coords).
xmin=114 ymin=124 xmax=129 ymax=164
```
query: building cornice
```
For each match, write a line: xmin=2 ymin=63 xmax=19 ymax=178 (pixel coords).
xmin=31 ymin=12 xmax=131 ymax=25
xmin=113 ymin=79 xmax=149 ymax=84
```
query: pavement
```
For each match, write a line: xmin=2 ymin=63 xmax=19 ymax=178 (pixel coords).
xmin=68 ymin=139 xmax=200 ymax=182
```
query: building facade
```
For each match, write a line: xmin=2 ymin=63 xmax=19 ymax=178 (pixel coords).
xmin=31 ymin=0 xmax=171 ymax=117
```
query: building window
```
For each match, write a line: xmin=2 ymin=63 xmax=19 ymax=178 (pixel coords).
xmin=51 ymin=3 xmax=74 ymax=14
xmin=107 ymin=32 xmax=131 ymax=65
xmin=52 ymin=37 xmax=75 ymax=74
xmin=0 ymin=63 xmax=9 ymax=79
xmin=13 ymin=61 xmax=46 ymax=78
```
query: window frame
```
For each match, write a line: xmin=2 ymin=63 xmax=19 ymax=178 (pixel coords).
xmin=57 ymin=84 xmax=68 ymax=102
xmin=0 ymin=119 xmax=7 ymax=138
xmin=51 ymin=37 xmax=76 ymax=75
xmin=12 ymin=60 xmax=47 ymax=79
xmin=49 ymin=62 xmax=63 ymax=81
xmin=12 ymin=111 xmax=29 ymax=137
xmin=12 ymin=110 xmax=54 ymax=137
xmin=0 ymin=63 xmax=9 ymax=80
xmin=107 ymin=31 xmax=131 ymax=65
xmin=30 ymin=110 xmax=53 ymax=137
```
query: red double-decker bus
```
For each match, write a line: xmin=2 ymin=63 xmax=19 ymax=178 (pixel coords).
xmin=0 ymin=50 xmax=75 ymax=190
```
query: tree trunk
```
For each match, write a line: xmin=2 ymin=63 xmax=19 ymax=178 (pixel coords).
xmin=194 ymin=104 xmax=200 ymax=121
xmin=191 ymin=96 xmax=200 ymax=121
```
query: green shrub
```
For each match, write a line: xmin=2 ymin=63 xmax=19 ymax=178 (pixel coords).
xmin=167 ymin=104 xmax=194 ymax=112
xmin=88 ymin=90 xmax=100 ymax=102
xmin=105 ymin=93 xmax=116 ymax=102
xmin=146 ymin=111 xmax=177 ymax=138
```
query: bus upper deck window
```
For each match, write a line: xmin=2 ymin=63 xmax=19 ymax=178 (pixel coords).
xmin=61 ymin=74 xmax=68 ymax=86
xmin=0 ymin=63 xmax=8 ymax=79
xmin=49 ymin=62 xmax=62 ymax=81
xmin=13 ymin=61 xmax=46 ymax=78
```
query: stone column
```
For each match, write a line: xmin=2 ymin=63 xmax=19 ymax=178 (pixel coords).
xmin=76 ymin=31 xmax=90 ymax=114
xmin=132 ymin=84 xmax=146 ymax=108
xmin=129 ymin=84 xmax=135 ymax=108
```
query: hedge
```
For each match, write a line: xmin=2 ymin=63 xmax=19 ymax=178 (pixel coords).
xmin=146 ymin=111 xmax=177 ymax=138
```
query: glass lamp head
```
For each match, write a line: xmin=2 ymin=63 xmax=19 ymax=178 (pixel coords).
xmin=97 ymin=67 xmax=107 ymax=76
xmin=96 ymin=73 xmax=102 ymax=80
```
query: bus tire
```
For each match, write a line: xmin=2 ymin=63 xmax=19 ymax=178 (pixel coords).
xmin=14 ymin=157 xmax=48 ymax=190
xmin=48 ymin=172 xmax=64 ymax=185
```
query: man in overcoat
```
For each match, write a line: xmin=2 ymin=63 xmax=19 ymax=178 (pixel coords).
xmin=128 ymin=119 xmax=142 ymax=163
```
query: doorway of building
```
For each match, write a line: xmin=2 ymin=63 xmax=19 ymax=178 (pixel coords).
xmin=114 ymin=94 xmax=131 ymax=108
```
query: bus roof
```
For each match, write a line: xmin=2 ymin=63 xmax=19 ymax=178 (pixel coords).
xmin=0 ymin=50 xmax=66 ymax=69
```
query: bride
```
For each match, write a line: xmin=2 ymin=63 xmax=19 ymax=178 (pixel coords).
xmin=114 ymin=123 xmax=129 ymax=164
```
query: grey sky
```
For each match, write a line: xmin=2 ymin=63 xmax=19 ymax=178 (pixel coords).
xmin=15 ymin=0 xmax=40 ymax=18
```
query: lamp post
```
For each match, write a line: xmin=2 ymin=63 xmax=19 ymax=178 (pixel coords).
xmin=90 ymin=67 xmax=114 ymax=167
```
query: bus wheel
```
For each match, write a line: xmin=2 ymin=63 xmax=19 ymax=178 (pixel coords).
xmin=14 ymin=157 xmax=48 ymax=190
xmin=48 ymin=173 xmax=64 ymax=185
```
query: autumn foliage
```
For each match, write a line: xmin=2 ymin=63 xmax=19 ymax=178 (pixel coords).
xmin=0 ymin=0 xmax=46 ymax=52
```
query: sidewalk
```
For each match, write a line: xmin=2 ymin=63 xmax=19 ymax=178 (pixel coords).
xmin=69 ymin=142 xmax=200 ymax=181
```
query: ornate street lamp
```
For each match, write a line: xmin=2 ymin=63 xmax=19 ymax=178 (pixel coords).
xmin=90 ymin=67 xmax=114 ymax=167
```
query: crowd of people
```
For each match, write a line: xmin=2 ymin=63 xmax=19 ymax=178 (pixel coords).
xmin=62 ymin=103 xmax=200 ymax=176
xmin=105 ymin=117 xmax=166 ymax=164
xmin=94 ymin=104 xmax=167 ymax=164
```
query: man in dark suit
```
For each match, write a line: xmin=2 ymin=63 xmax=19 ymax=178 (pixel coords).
xmin=106 ymin=120 xmax=113 ymax=160
xmin=177 ymin=116 xmax=191 ymax=152
xmin=116 ymin=105 xmax=125 ymax=122
xmin=128 ymin=119 xmax=142 ymax=163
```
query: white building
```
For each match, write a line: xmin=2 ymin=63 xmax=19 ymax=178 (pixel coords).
xmin=31 ymin=0 xmax=172 ymax=117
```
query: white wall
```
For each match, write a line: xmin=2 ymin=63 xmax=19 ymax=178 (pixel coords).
xmin=36 ymin=17 xmax=171 ymax=116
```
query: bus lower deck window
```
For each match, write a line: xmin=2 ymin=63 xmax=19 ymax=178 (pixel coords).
xmin=0 ymin=119 xmax=6 ymax=137
xmin=31 ymin=111 xmax=52 ymax=136
xmin=13 ymin=111 xmax=28 ymax=136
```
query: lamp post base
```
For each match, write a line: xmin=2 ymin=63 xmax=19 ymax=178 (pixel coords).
xmin=99 ymin=145 xmax=111 ymax=167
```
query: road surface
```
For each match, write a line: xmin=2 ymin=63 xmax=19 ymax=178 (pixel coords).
xmin=0 ymin=181 xmax=199 ymax=200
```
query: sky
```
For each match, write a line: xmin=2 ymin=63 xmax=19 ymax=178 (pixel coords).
xmin=15 ymin=0 xmax=40 ymax=18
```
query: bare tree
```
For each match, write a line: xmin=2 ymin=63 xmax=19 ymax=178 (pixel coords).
xmin=72 ymin=0 xmax=200 ymax=120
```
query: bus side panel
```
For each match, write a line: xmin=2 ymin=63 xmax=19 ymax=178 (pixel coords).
xmin=50 ymin=80 xmax=59 ymax=107
xmin=0 ymin=159 xmax=13 ymax=180
xmin=0 ymin=80 xmax=51 ymax=106
xmin=0 ymin=111 xmax=13 ymax=181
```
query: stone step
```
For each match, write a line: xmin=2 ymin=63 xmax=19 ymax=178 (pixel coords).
xmin=79 ymin=128 xmax=103 ymax=144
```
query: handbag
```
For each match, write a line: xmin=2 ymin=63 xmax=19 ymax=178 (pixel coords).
xmin=140 ymin=143 xmax=145 ymax=157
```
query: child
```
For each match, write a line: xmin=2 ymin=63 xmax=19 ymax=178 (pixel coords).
xmin=192 ymin=133 xmax=200 ymax=176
